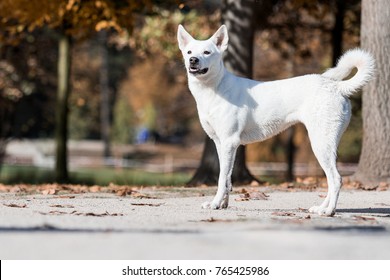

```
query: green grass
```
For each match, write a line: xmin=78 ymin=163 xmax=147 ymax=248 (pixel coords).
xmin=0 ymin=165 xmax=192 ymax=186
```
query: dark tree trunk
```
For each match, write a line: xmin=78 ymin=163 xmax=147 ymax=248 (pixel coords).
xmin=55 ymin=33 xmax=71 ymax=182
xmin=332 ymin=0 xmax=345 ymax=66
xmin=187 ymin=137 xmax=219 ymax=186
xmin=354 ymin=0 xmax=390 ymax=183
xmin=0 ymin=98 xmax=12 ymax=174
xmin=187 ymin=0 xmax=267 ymax=186
xmin=285 ymin=127 xmax=296 ymax=181
xmin=98 ymin=30 xmax=111 ymax=159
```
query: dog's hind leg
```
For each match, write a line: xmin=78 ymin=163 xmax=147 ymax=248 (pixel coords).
xmin=202 ymin=139 xmax=239 ymax=209
xmin=306 ymin=122 xmax=345 ymax=216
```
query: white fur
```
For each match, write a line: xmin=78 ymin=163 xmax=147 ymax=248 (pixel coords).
xmin=178 ymin=25 xmax=375 ymax=216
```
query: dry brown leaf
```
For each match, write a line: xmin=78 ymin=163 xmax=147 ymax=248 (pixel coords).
xmin=3 ymin=203 xmax=27 ymax=208
xmin=42 ymin=189 xmax=57 ymax=195
xmin=49 ymin=204 xmax=75 ymax=208
xmin=359 ymin=185 xmax=378 ymax=191
xmin=0 ymin=184 xmax=9 ymax=192
xmin=75 ymin=211 xmax=123 ymax=217
xmin=272 ymin=211 xmax=296 ymax=217
xmin=235 ymin=196 xmax=249 ymax=201
xmin=130 ymin=192 xmax=157 ymax=199
xmin=39 ymin=210 xmax=69 ymax=215
xmin=116 ymin=189 xmax=127 ymax=197
xmin=56 ymin=195 xmax=76 ymax=199
xmin=201 ymin=217 xmax=218 ymax=222
xmin=250 ymin=180 xmax=260 ymax=187
xmin=131 ymin=203 xmax=163 ymax=207
xmin=280 ymin=182 xmax=295 ymax=188
xmin=10 ymin=186 xmax=24 ymax=193
xmin=354 ymin=215 xmax=376 ymax=221
xmin=235 ymin=188 xmax=269 ymax=201
xmin=89 ymin=186 xmax=101 ymax=193
xmin=199 ymin=217 xmax=233 ymax=223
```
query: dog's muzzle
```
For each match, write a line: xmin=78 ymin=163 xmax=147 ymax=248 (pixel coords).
xmin=189 ymin=56 xmax=208 ymax=75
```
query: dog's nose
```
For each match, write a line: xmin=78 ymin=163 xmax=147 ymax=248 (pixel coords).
xmin=189 ymin=57 xmax=199 ymax=64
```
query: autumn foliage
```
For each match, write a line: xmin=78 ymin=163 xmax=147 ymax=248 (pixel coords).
xmin=0 ymin=0 xmax=154 ymax=43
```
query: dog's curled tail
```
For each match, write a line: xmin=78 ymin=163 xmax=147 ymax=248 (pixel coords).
xmin=322 ymin=48 xmax=375 ymax=96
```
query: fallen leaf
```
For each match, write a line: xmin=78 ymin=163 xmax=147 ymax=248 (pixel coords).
xmin=10 ymin=186 xmax=23 ymax=193
xmin=250 ymin=192 xmax=269 ymax=200
xmin=354 ymin=215 xmax=376 ymax=221
xmin=201 ymin=217 xmax=217 ymax=222
xmin=271 ymin=212 xmax=296 ymax=217
xmin=0 ymin=184 xmax=8 ymax=192
xmin=89 ymin=186 xmax=101 ymax=193
xmin=3 ymin=203 xmax=27 ymax=208
xmin=250 ymin=180 xmax=260 ymax=187
xmin=130 ymin=192 xmax=157 ymax=199
xmin=199 ymin=217 xmax=233 ymax=223
xmin=235 ymin=188 xmax=269 ymax=201
xmin=39 ymin=210 xmax=69 ymax=215
xmin=42 ymin=189 xmax=57 ymax=195
xmin=279 ymin=182 xmax=295 ymax=188
xmin=74 ymin=211 xmax=123 ymax=217
xmin=116 ymin=189 xmax=127 ymax=197
xmin=56 ymin=195 xmax=76 ymax=199
xmin=130 ymin=203 xmax=163 ymax=207
xmin=359 ymin=185 xmax=378 ymax=191
xmin=49 ymin=204 xmax=75 ymax=208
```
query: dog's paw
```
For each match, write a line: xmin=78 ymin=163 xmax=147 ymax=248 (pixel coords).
xmin=201 ymin=201 xmax=219 ymax=209
xmin=201 ymin=199 xmax=228 ymax=210
xmin=309 ymin=205 xmax=335 ymax=217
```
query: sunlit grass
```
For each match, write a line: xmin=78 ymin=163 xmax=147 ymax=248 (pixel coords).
xmin=0 ymin=165 xmax=191 ymax=186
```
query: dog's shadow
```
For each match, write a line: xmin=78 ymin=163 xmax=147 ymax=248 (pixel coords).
xmin=338 ymin=208 xmax=390 ymax=215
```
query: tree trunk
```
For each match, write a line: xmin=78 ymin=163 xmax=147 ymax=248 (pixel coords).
xmin=55 ymin=33 xmax=71 ymax=182
xmin=187 ymin=0 xmax=261 ymax=186
xmin=354 ymin=0 xmax=390 ymax=183
xmin=332 ymin=0 xmax=345 ymax=66
xmin=98 ymin=30 xmax=111 ymax=159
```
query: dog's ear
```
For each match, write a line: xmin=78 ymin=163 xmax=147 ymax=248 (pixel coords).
xmin=211 ymin=25 xmax=229 ymax=52
xmin=177 ymin=25 xmax=194 ymax=51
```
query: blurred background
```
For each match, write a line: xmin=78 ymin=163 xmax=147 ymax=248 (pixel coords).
xmin=0 ymin=0 xmax=365 ymax=186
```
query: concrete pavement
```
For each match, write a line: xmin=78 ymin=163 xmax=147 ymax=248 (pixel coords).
xmin=1 ymin=187 xmax=390 ymax=259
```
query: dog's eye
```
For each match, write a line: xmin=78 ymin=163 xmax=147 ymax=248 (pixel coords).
xmin=187 ymin=50 xmax=192 ymax=54
xmin=204 ymin=51 xmax=211 ymax=55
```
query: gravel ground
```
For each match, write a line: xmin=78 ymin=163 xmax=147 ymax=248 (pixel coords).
xmin=1 ymin=187 xmax=390 ymax=259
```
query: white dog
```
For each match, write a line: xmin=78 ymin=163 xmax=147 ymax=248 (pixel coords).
xmin=178 ymin=25 xmax=374 ymax=216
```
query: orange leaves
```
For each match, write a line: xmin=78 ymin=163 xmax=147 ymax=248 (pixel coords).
xmin=65 ymin=0 xmax=78 ymax=11
xmin=0 ymin=183 xmax=156 ymax=199
xmin=235 ymin=188 xmax=269 ymax=202
xmin=95 ymin=20 xmax=121 ymax=32
xmin=42 ymin=188 xmax=57 ymax=195
xmin=0 ymin=0 xmax=154 ymax=44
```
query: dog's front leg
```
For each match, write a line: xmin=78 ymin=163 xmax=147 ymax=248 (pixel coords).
xmin=202 ymin=140 xmax=239 ymax=210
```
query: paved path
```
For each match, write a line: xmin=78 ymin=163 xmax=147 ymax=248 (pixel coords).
xmin=1 ymin=187 xmax=390 ymax=259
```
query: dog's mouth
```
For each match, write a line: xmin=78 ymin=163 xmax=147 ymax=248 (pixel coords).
xmin=189 ymin=66 xmax=209 ymax=75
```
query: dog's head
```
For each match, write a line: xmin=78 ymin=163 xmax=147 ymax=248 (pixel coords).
xmin=177 ymin=25 xmax=228 ymax=78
